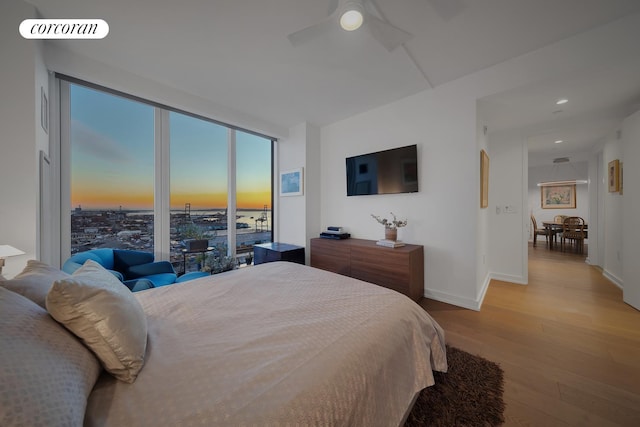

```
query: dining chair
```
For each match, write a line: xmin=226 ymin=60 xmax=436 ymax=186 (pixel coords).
xmin=561 ymin=216 xmax=586 ymax=253
xmin=553 ymin=215 xmax=567 ymax=245
xmin=530 ymin=215 xmax=549 ymax=247
xmin=554 ymin=215 xmax=567 ymax=223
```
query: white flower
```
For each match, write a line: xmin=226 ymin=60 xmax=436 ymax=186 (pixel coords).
xmin=371 ymin=212 xmax=407 ymax=229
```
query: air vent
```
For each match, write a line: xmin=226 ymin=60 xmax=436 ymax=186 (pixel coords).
xmin=553 ymin=157 xmax=570 ymax=164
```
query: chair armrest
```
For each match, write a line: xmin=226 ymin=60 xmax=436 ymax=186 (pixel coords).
xmin=62 ymin=260 xmax=123 ymax=282
xmin=107 ymin=269 xmax=124 ymax=282
xmin=124 ymin=278 xmax=155 ymax=292
xmin=126 ymin=261 xmax=176 ymax=279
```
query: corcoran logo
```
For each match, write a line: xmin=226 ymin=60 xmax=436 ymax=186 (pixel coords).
xmin=19 ymin=19 xmax=109 ymax=39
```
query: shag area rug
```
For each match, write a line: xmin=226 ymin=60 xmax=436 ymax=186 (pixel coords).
xmin=405 ymin=345 xmax=505 ymax=426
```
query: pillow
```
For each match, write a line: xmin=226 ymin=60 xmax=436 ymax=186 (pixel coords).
xmin=0 ymin=287 xmax=102 ymax=427
xmin=0 ymin=259 xmax=70 ymax=308
xmin=46 ymin=259 xmax=148 ymax=383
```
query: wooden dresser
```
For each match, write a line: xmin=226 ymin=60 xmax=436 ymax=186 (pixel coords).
xmin=310 ymin=238 xmax=424 ymax=301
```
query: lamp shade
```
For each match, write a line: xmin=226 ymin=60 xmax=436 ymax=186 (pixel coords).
xmin=0 ymin=245 xmax=25 ymax=258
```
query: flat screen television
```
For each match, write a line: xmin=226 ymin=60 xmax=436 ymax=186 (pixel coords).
xmin=346 ymin=144 xmax=418 ymax=196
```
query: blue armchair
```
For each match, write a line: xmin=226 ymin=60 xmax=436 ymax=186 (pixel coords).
xmin=62 ymin=249 xmax=206 ymax=291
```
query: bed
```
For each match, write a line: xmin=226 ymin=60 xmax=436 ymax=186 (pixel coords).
xmin=1 ymin=260 xmax=447 ymax=427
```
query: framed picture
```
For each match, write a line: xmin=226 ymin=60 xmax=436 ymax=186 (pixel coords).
xmin=608 ymin=159 xmax=620 ymax=193
xmin=280 ymin=167 xmax=303 ymax=196
xmin=480 ymin=149 xmax=489 ymax=208
xmin=541 ymin=184 xmax=576 ymax=209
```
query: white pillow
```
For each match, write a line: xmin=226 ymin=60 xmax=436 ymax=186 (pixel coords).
xmin=0 ymin=260 xmax=70 ymax=308
xmin=0 ymin=287 xmax=102 ymax=427
xmin=46 ymin=259 xmax=148 ymax=383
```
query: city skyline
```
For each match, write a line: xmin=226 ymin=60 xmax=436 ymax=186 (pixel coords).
xmin=70 ymin=84 xmax=272 ymax=210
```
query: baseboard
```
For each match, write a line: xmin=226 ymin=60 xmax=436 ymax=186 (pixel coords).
xmin=423 ymin=272 xmax=525 ymax=312
xmin=602 ymin=269 xmax=623 ymax=290
xmin=475 ymin=272 xmax=492 ymax=311
xmin=489 ymin=272 xmax=527 ymax=285
xmin=423 ymin=288 xmax=482 ymax=311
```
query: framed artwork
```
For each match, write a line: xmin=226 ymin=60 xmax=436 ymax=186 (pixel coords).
xmin=541 ymin=184 xmax=576 ymax=209
xmin=608 ymin=159 xmax=620 ymax=193
xmin=480 ymin=149 xmax=489 ymax=208
xmin=280 ymin=167 xmax=303 ymax=196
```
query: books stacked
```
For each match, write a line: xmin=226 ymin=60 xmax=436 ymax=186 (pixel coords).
xmin=320 ymin=226 xmax=350 ymax=240
xmin=376 ymin=239 xmax=405 ymax=248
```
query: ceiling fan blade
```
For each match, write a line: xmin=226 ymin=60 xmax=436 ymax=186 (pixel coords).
xmin=364 ymin=13 xmax=412 ymax=52
xmin=287 ymin=17 xmax=337 ymax=46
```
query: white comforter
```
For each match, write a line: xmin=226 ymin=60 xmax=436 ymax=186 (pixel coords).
xmin=85 ymin=262 xmax=447 ymax=427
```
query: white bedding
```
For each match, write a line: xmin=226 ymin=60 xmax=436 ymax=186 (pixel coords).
xmin=85 ymin=262 xmax=447 ymax=426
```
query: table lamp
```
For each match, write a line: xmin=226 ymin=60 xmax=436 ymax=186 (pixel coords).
xmin=0 ymin=245 xmax=25 ymax=275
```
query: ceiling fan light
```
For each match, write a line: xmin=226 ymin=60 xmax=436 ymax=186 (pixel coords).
xmin=340 ymin=7 xmax=364 ymax=31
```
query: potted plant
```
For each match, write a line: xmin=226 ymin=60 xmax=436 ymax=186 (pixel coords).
xmin=204 ymin=243 xmax=238 ymax=274
xmin=371 ymin=212 xmax=407 ymax=241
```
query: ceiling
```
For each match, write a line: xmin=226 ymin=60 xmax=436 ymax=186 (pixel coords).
xmin=24 ymin=0 xmax=640 ymax=162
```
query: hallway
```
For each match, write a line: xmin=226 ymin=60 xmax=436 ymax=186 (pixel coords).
xmin=421 ymin=243 xmax=640 ymax=426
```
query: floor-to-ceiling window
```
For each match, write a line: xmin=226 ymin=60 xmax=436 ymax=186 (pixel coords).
xmin=62 ymin=78 xmax=274 ymax=272
xmin=169 ymin=111 xmax=228 ymax=273
xmin=235 ymin=130 xmax=273 ymax=263
xmin=69 ymin=84 xmax=155 ymax=254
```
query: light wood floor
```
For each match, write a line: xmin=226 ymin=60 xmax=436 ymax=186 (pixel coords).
xmin=420 ymin=243 xmax=640 ymax=426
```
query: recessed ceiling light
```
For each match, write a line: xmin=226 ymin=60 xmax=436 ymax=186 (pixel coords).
xmin=555 ymin=140 xmax=563 ymax=144
xmin=556 ymin=99 xmax=568 ymax=105
xmin=340 ymin=3 xmax=364 ymax=31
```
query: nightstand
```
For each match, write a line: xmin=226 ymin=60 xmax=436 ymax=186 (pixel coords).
xmin=253 ymin=242 xmax=305 ymax=265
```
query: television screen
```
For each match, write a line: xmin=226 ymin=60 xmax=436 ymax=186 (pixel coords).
xmin=346 ymin=144 xmax=418 ymax=196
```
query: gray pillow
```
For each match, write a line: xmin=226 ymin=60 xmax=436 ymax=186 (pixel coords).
xmin=46 ymin=259 xmax=148 ymax=383
xmin=0 ymin=259 xmax=70 ymax=308
xmin=0 ymin=286 xmax=102 ymax=427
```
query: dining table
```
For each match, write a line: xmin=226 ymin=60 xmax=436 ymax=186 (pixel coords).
xmin=542 ymin=221 xmax=589 ymax=250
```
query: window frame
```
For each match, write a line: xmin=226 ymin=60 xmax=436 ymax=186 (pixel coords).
xmin=57 ymin=76 xmax=275 ymax=266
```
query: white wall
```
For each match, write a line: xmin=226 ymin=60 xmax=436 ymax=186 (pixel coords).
xmin=0 ymin=0 xmax=46 ymax=278
xmin=321 ymin=84 xmax=482 ymax=309
xmin=277 ymin=122 xmax=321 ymax=257
xmin=304 ymin=124 xmax=321 ymax=258
xmin=528 ymin=161 xmax=589 ymax=227
xmin=587 ymin=150 xmax=604 ymax=267
xmin=622 ymin=110 xmax=640 ymax=310
xmin=476 ymin=118 xmax=490 ymax=300
xmin=603 ymin=132 xmax=624 ymax=285
xmin=488 ymin=130 xmax=527 ymax=284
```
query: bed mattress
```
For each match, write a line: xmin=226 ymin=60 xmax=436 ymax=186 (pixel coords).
xmin=85 ymin=261 xmax=446 ymax=426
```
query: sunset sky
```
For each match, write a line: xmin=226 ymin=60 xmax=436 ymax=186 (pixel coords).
xmin=70 ymin=84 xmax=271 ymax=210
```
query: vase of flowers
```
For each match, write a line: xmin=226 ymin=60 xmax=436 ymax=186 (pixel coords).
xmin=385 ymin=227 xmax=397 ymax=241
xmin=371 ymin=212 xmax=407 ymax=242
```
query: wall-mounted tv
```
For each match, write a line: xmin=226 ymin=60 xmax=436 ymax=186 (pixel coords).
xmin=346 ymin=144 xmax=418 ymax=196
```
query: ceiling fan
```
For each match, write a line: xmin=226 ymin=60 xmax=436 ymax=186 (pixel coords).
xmin=287 ymin=0 xmax=412 ymax=52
